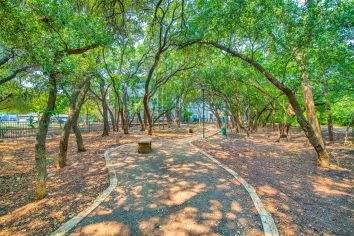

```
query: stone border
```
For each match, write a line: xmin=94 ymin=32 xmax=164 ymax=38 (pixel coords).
xmin=189 ymin=141 xmax=279 ymax=236
xmin=49 ymin=145 xmax=123 ymax=236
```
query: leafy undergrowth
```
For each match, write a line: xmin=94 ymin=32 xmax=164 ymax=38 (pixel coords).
xmin=193 ymin=128 xmax=353 ymax=236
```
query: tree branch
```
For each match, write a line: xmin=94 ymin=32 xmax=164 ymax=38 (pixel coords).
xmin=0 ymin=65 xmax=31 ymax=85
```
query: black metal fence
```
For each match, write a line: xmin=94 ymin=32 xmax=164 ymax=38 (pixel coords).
xmin=0 ymin=121 xmax=104 ymax=139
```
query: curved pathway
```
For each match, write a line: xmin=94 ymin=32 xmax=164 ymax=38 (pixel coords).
xmin=65 ymin=134 xmax=276 ymax=235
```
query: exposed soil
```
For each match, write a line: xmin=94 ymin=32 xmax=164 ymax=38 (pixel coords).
xmin=71 ymin=133 xmax=263 ymax=236
xmin=193 ymin=127 xmax=354 ymax=236
xmin=0 ymin=125 xmax=198 ymax=236
xmin=0 ymin=131 xmax=141 ymax=236
xmin=1 ymin=125 xmax=352 ymax=235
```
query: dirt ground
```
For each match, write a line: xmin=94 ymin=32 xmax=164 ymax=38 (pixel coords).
xmin=193 ymin=127 xmax=354 ymax=236
xmin=71 ymin=131 xmax=264 ymax=236
xmin=0 ymin=126 xmax=197 ymax=236
xmin=0 ymin=130 xmax=143 ymax=236
xmin=1 ymin=125 xmax=353 ymax=235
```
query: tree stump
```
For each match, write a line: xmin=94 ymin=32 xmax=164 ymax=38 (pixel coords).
xmin=188 ymin=128 xmax=193 ymax=133
xmin=138 ymin=138 xmax=152 ymax=154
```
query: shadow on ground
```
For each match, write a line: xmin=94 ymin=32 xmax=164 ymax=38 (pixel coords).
xmin=70 ymin=137 xmax=264 ymax=236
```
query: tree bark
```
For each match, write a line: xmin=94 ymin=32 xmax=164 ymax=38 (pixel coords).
xmin=137 ymin=111 xmax=145 ymax=131
xmin=283 ymin=122 xmax=291 ymax=137
xmin=175 ymin=98 xmax=181 ymax=127
xmin=57 ymin=116 xmax=73 ymax=168
xmin=214 ymin=111 xmax=222 ymax=128
xmin=57 ymin=80 xmax=89 ymax=168
xmin=72 ymin=115 xmax=86 ymax=152
xmin=143 ymin=94 xmax=153 ymax=135
xmin=322 ymin=81 xmax=334 ymax=141
xmin=35 ymin=72 xmax=57 ymax=199
xmin=301 ymin=70 xmax=325 ymax=148
xmin=108 ymin=106 xmax=117 ymax=132
xmin=72 ymin=82 xmax=90 ymax=152
xmin=198 ymin=40 xmax=330 ymax=167
xmin=100 ymin=80 xmax=110 ymax=136
xmin=122 ymin=81 xmax=129 ymax=134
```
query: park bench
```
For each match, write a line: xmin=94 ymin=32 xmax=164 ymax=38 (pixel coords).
xmin=137 ymin=137 xmax=152 ymax=154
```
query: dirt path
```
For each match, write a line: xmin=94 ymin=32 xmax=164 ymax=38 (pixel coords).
xmin=69 ymin=135 xmax=268 ymax=235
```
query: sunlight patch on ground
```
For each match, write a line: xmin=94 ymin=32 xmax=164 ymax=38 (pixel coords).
xmin=74 ymin=221 xmax=130 ymax=236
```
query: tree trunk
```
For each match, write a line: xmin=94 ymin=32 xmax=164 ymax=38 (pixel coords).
xmin=197 ymin=41 xmax=331 ymax=167
xmin=122 ymin=81 xmax=129 ymax=134
xmin=72 ymin=114 xmax=86 ymax=152
xmin=233 ymin=115 xmax=240 ymax=133
xmin=322 ymin=81 xmax=334 ymax=142
xmin=143 ymin=94 xmax=153 ymax=135
xmin=35 ymin=72 xmax=57 ymax=199
xmin=283 ymin=122 xmax=291 ymax=137
xmin=108 ymin=106 xmax=117 ymax=132
xmin=137 ymin=111 xmax=145 ymax=131
xmin=276 ymin=122 xmax=282 ymax=142
xmin=302 ymin=75 xmax=325 ymax=148
xmin=215 ymin=112 xmax=222 ymax=128
xmin=143 ymin=107 xmax=147 ymax=130
xmin=57 ymin=117 xmax=73 ymax=168
xmin=57 ymin=105 xmax=75 ymax=168
xmin=100 ymin=81 xmax=110 ymax=137
xmin=57 ymin=80 xmax=88 ymax=168
xmin=176 ymin=98 xmax=181 ymax=127
xmin=72 ymin=82 xmax=90 ymax=152
xmin=115 ymin=98 xmax=120 ymax=132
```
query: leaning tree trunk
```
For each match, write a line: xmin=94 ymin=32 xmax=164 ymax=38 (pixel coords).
xmin=35 ymin=72 xmax=57 ymax=199
xmin=57 ymin=96 xmax=77 ymax=168
xmin=57 ymin=80 xmax=89 ymax=168
xmin=72 ymin=82 xmax=90 ymax=152
xmin=72 ymin=114 xmax=86 ymax=152
xmin=302 ymin=75 xmax=325 ymax=148
xmin=198 ymin=41 xmax=330 ymax=167
xmin=57 ymin=117 xmax=73 ymax=168
xmin=137 ymin=111 xmax=145 ymax=131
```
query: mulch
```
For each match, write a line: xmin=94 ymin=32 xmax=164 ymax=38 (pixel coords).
xmin=0 ymin=131 xmax=141 ymax=236
xmin=193 ymin=128 xmax=353 ymax=236
xmin=1 ymin=125 xmax=352 ymax=236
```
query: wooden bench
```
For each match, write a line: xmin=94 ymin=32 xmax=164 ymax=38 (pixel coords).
xmin=137 ymin=137 xmax=152 ymax=154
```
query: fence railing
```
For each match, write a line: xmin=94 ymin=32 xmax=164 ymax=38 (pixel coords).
xmin=0 ymin=121 xmax=104 ymax=139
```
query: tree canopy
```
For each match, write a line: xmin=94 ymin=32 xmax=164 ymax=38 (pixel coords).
xmin=0 ymin=0 xmax=353 ymax=198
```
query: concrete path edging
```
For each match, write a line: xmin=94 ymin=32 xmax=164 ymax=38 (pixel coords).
xmin=49 ymin=145 xmax=125 ymax=236
xmin=189 ymin=141 xmax=279 ymax=236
